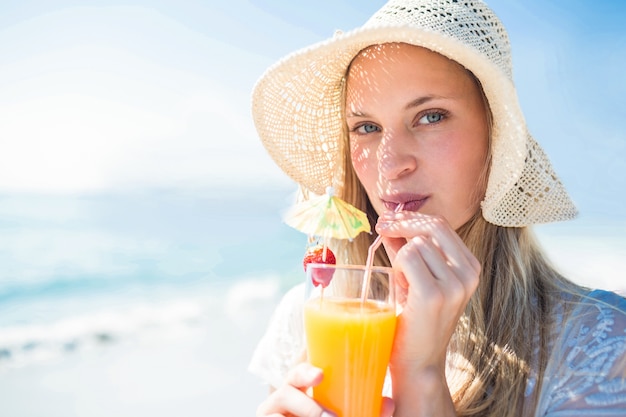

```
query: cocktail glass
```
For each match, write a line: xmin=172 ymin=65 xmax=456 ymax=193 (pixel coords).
xmin=303 ymin=263 xmax=396 ymax=417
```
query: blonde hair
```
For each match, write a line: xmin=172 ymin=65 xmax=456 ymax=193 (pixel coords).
xmin=329 ymin=64 xmax=585 ymax=416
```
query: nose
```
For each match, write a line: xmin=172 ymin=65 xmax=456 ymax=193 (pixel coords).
xmin=377 ymin=129 xmax=417 ymax=180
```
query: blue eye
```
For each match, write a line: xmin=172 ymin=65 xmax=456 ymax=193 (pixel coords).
xmin=355 ymin=123 xmax=380 ymax=134
xmin=418 ymin=112 xmax=445 ymax=124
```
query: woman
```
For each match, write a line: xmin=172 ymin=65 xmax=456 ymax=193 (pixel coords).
xmin=249 ymin=1 xmax=626 ymax=416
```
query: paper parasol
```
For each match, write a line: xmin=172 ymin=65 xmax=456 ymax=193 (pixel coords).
xmin=284 ymin=187 xmax=371 ymax=240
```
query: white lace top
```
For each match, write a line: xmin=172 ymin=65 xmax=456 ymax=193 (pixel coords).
xmin=248 ymin=285 xmax=626 ymax=416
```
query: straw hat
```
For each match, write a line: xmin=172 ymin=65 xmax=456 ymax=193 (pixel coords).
xmin=251 ymin=0 xmax=577 ymax=227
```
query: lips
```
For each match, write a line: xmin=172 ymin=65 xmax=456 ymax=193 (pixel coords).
xmin=382 ymin=193 xmax=429 ymax=212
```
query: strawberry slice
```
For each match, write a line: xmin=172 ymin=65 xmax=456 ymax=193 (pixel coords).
xmin=303 ymin=245 xmax=336 ymax=288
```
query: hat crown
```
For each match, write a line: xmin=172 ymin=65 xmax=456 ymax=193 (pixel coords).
xmin=365 ymin=0 xmax=513 ymax=80
xmin=251 ymin=0 xmax=578 ymax=227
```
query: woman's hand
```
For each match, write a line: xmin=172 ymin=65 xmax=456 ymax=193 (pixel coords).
xmin=256 ymin=362 xmax=395 ymax=417
xmin=256 ymin=363 xmax=331 ymax=417
xmin=376 ymin=211 xmax=480 ymax=377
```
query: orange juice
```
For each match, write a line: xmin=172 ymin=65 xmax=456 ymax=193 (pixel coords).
xmin=304 ymin=297 xmax=397 ymax=417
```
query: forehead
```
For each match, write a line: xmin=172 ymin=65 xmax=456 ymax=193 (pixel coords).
xmin=346 ymin=43 xmax=477 ymax=103
xmin=348 ymin=42 xmax=467 ymax=79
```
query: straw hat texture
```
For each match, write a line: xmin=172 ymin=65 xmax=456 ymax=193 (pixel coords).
xmin=251 ymin=0 xmax=578 ymax=227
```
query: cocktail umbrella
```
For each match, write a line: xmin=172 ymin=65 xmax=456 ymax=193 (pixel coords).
xmin=286 ymin=187 xmax=372 ymax=301
xmin=284 ymin=187 xmax=371 ymax=241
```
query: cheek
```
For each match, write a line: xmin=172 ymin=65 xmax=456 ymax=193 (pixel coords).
xmin=350 ymin=141 xmax=377 ymax=183
xmin=442 ymin=135 xmax=488 ymax=201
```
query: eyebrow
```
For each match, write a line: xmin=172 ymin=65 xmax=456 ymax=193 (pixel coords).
xmin=346 ymin=94 xmax=447 ymax=118
xmin=405 ymin=95 xmax=443 ymax=110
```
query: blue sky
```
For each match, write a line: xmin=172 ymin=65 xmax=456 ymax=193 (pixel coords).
xmin=0 ymin=0 xmax=624 ymax=220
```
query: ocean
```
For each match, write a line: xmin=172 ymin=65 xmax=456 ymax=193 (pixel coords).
xmin=0 ymin=186 xmax=306 ymax=416
xmin=0 ymin=186 xmax=624 ymax=416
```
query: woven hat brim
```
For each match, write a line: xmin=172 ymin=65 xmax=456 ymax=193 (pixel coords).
xmin=253 ymin=25 xmax=525 ymax=191
xmin=483 ymin=135 xmax=578 ymax=226
xmin=252 ymin=25 xmax=576 ymax=226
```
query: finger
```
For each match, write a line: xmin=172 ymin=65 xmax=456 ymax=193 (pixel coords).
xmin=416 ymin=232 xmax=478 ymax=288
xmin=256 ymin=384 xmax=331 ymax=417
xmin=380 ymin=236 xmax=406 ymax=262
xmin=377 ymin=213 xmax=480 ymax=275
xmin=285 ymin=362 xmax=324 ymax=391
xmin=393 ymin=236 xmax=441 ymax=299
xmin=380 ymin=397 xmax=395 ymax=417
xmin=404 ymin=235 xmax=474 ymax=306
xmin=256 ymin=364 xmax=330 ymax=417
xmin=407 ymin=235 xmax=455 ymax=281
xmin=377 ymin=213 xmax=459 ymax=257
xmin=402 ymin=236 xmax=479 ymax=305
xmin=392 ymin=269 xmax=409 ymax=309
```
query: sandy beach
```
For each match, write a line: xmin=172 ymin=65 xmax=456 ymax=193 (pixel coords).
xmin=0 ymin=326 xmax=268 ymax=416
xmin=0 ymin=278 xmax=279 ymax=417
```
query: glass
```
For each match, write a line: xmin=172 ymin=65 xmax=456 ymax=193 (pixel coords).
xmin=304 ymin=263 xmax=396 ymax=417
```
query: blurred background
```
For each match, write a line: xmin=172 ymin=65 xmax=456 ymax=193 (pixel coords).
xmin=0 ymin=0 xmax=624 ymax=415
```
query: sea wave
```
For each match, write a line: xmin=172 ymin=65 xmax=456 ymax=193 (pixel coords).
xmin=0 ymin=275 xmax=285 ymax=371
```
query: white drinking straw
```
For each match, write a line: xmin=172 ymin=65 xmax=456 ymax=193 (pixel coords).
xmin=360 ymin=203 xmax=404 ymax=303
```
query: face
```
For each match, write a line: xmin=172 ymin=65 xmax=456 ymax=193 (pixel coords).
xmin=345 ymin=43 xmax=490 ymax=229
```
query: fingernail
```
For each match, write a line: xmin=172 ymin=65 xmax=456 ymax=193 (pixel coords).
xmin=307 ymin=366 xmax=322 ymax=380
